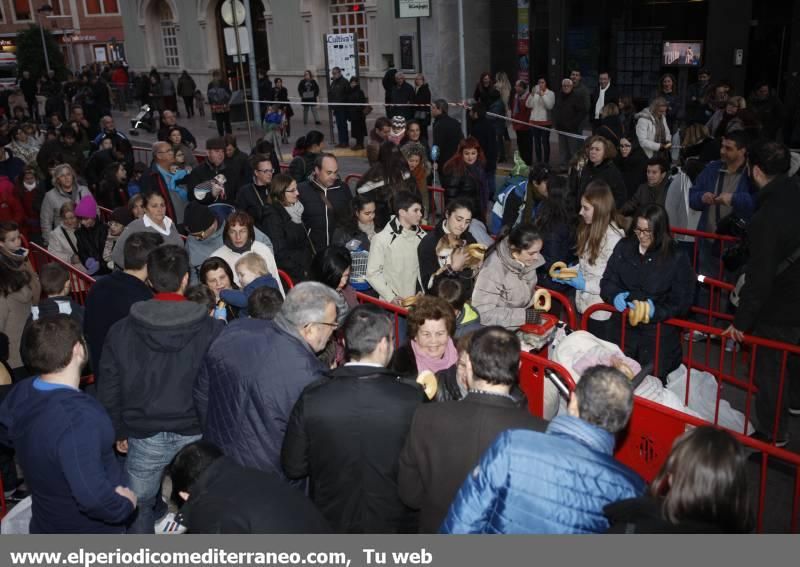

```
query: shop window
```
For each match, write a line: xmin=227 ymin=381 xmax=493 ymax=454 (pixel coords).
xmin=329 ymin=0 xmax=368 ymax=68
xmin=13 ymin=0 xmax=33 ymax=22
xmin=84 ymin=0 xmax=119 ymax=16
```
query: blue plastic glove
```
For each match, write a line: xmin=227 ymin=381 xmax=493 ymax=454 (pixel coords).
xmin=560 ymin=269 xmax=585 ymax=291
xmin=647 ymin=299 xmax=655 ymax=319
xmin=84 ymin=257 xmax=100 ymax=275
xmin=613 ymin=292 xmax=630 ymax=312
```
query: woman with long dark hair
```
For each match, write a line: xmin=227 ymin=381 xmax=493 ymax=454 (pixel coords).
xmin=309 ymin=244 xmax=358 ymax=317
xmin=606 ymin=426 xmax=753 ymax=533
xmin=356 ymin=141 xmax=417 ymax=231
xmin=332 ymin=193 xmax=377 ymax=252
xmin=531 ymin=176 xmax=576 ymax=295
xmin=417 ymin=198 xmax=477 ymax=293
xmin=96 ymin=162 xmax=129 ymax=209
xmin=471 ymin=223 xmax=544 ymax=329
xmin=441 ymin=136 xmax=488 ymax=221
xmin=601 ymin=204 xmax=694 ymax=378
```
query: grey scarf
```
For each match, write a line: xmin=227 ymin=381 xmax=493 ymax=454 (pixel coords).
xmin=285 ymin=201 xmax=305 ymax=224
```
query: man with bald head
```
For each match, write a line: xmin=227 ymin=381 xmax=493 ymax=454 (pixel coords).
xmin=138 ymin=140 xmax=182 ymax=221
xmin=92 ymin=115 xmax=127 ymax=147
xmin=157 ymin=109 xmax=197 ymax=149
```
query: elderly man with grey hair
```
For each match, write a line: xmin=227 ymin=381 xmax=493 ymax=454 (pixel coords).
xmin=195 ymin=281 xmax=340 ymax=477
xmin=442 ymin=365 xmax=645 ymax=534
xmin=137 ymin=140 xmax=185 ymax=222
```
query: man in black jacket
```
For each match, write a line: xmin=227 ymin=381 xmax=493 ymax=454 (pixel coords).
xmin=298 ymin=153 xmax=352 ymax=254
xmin=168 ymin=441 xmax=329 ymax=534
xmin=98 ymin=245 xmax=224 ymax=533
xmin=282 ymin=305 xmax=425 ymax=533
xmin=83 ymin=232 xmax=161 ymax=377
xmin=431 ymin=99 xmax=464 ymax=169
xmin=725 ymin=141 xmax=800 ymax=446
xmin=388 ymin=72 xmax=415 ymax=121
xmin=554 ymin=78 xmax=589 ymax=168
xmin=186 ymin=137 xmax=236 ymax=205
xmin=590 ymin=71 xmax=621 ymax=129
xmin=398 ymin=326 xmax=547 ymax=532
xmin=328 ymin=67 xmax=351 ymax=148
xmin=235 ymin=153 xmax=273 ymax=228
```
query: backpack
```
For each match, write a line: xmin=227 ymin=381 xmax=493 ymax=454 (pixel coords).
xmin=489 ymin=175 xmax=528 ymax=235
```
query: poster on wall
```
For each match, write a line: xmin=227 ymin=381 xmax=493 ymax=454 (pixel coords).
xmin=517 ymin=0 xmax=529 ymax=83
xmin=94 ymin=46 xmax=107 ymax=62
xmin=324 ymin=33 xmax=358 ymax=81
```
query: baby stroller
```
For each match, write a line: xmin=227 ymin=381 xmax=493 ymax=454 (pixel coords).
xmin=129 ymin=103 xmax=156 ymax=135
xmin=262 ymin=106 xmax=287 ymax=159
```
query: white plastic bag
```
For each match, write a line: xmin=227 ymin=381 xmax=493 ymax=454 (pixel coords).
xmin=1 ymin=496 xmax=31 ymax=534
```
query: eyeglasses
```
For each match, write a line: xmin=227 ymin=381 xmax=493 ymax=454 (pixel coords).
xmin=256 ymin=168 xmax=274 ymax=174
xmin=633 ymin=228 xmax=652 ymax=235
xmin=311 ymin=321 xmax=338 ymax=329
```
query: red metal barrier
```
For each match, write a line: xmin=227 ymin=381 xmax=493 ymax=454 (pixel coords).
xmin=26 ymin=241 xmax=97 ymax=306
xmin=671 ymin=227 xmax=740 ymax=283
xmin=278 ymin=270 xmax=294 ymax=290
xmin=580 ymin=303 xmax=800 ymax=444
xmin=355 ymin=292 xmax=408 ymax=344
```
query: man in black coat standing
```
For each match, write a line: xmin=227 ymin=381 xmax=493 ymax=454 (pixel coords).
xmin=329 ymin=67 xmax=351 ymax=148
xmin=590 ymin=71 xmax=621 ymax=129
xmin=431 ymin=99 xmax=464 ymax=169
xmin=554 ymin=78 xmax=589 ymax=168
xmin=282 ymin=305 xmax=426 ymax=533
xmin=398 ymin=326 xmax=547 ymax=532
xmin=388 ymin=72 xmax=415 ymax=121
xmin=724 ymin=141 xmax=800 ymax=447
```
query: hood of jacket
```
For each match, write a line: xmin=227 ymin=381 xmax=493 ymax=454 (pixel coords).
xmin=634 ymin=108 xmax=656 ymax=123
xmin=127 ymin=299 xmax=210 ymax=352
xmin=496 ymin=237 xmax=544 ymax=276
xmin=0 ymin=379 xmax=78 ymax=448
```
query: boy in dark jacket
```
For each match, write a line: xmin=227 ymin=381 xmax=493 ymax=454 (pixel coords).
xmin=0 ymin=316 xmax=137 ymax=533
xmin=97 ymin=245 xmax=224 ymax=534
xmin=26 ymin=262 xmax=84 ymax=330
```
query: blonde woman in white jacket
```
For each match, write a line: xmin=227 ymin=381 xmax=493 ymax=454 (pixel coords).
xmin=552 ymin=180 xmax=624 ymax=341
xmin=635 ymin=97 xmax=671 ymax=158
xmin=526 ymin=78 xmax=556 ymax=164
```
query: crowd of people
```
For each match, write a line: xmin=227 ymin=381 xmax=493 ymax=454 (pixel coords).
xmin=0 ymin=59 xmax=798 ymax=535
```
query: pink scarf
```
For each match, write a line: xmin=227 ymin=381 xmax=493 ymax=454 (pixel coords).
xmin=411 ymin=338 xmax=458 ymax=374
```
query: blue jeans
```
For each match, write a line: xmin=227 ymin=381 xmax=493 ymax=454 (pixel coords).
xmin=126 ymin=432 xmax=201 ymax=534
xmin=334 ymin=110 xmax=349 ymax=146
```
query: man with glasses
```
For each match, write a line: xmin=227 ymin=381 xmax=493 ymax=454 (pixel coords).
xmin=282 ymin=305 xmax=425 ymax=533
xmin=139 ymin=140 xmax=180 ymax=221
xmin=196 ymin=282 xmax=340 ymax=477
xmin=236 ymin=153 xmax=274 ymax=227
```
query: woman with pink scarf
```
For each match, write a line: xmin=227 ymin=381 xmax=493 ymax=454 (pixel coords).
xmin=390 ymin=295 xmax=458 ymax=376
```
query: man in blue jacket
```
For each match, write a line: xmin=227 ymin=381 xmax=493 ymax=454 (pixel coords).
xmin=0 ymin=316 xmax=137 ymax=533
xmin=195 ymin=281 xmax=339 ymax=478
xmin=441 ymin=365 xmax=644 ymax=534
xmin=689 ymin=130 xmax=755 ymax=233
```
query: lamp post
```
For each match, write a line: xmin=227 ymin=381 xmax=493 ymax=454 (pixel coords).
xmin=37 ymin=4 xmax=54 ymax=75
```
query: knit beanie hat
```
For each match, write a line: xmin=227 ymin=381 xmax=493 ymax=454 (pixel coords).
xmin=74 ymin=193 xmax=98 ymax=218
xmin=183 ymin=202 xmax=216 ymax=234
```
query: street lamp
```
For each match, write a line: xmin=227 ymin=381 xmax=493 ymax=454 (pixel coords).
xmin=37 ymin=4 xmax=54 ymax=75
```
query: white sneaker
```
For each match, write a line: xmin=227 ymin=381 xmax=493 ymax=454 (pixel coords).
xmin=154 ymin=512 xmax=187 ymax=535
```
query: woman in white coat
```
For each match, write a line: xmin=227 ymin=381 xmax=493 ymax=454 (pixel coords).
xmin=526 ymin=77 xmax=556 ymax=164
xmin=635 ymin=97 xmax=671 ymax=158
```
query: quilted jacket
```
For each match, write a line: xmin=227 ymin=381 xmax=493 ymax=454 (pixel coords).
xmin=194 ymin=315 xmax=327 ymax=477
xmin=440 ymin=415 xmax=645 ymax=534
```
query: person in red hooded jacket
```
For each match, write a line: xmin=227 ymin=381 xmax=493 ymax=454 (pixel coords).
xmin=0 ymin=176 xmax=24 ymax=227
